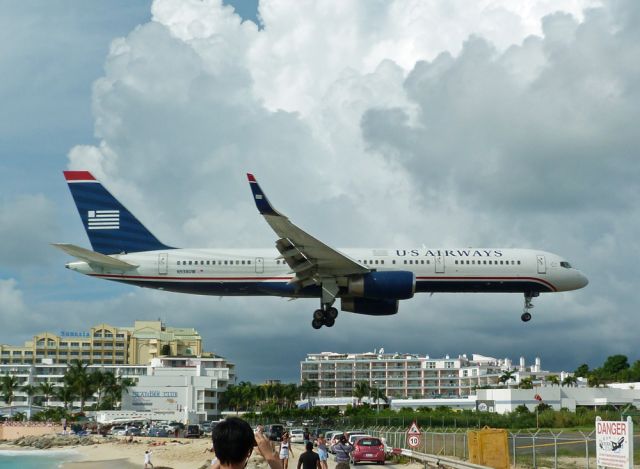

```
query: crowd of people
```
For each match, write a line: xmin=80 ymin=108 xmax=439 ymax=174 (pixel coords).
xmin=209 ymin=418 xmax=358 ymax=469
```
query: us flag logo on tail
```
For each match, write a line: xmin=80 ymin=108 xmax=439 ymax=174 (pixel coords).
xmin=87 ymin=210 xmax=119 ymax=230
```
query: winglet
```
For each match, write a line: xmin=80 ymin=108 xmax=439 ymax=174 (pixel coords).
xmin=247 ymin=173 xmax=279 ymax=216
xmin=52 ymin=243 xmax=138 ymax=270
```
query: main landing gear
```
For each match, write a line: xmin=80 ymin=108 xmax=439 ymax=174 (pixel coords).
xmin=521 ymin=292 xmax=539 ymax=322
xmin=311 ymin=306 xmax=339 ymax=329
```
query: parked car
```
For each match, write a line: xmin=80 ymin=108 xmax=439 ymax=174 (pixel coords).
xmin=201 ymin=422 xmax=213 ymax=434
xmin=348 ymin=433 xmax=371 ymax=445
xmin=351 ymin=436 xmax=386 ymax=464
xmin=289 ymin=429 xmax=304 ymax=443
xmin=147 ymin=427 xmax=169 ymax=438
xmin=185 ymin=425 xmax=201 ymax=438
xmin=266 ymin=424 xmax=285 ymax=442
xmin=125 ymin=427 xmax=142 ymax=436
xmin=109 ymin=425 xmax=127 ymax=436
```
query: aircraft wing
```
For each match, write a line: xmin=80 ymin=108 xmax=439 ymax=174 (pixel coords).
xmin=52 ymin=243 xmax=138 ymax=270
xmin=247 ymin=174 xmax=369 ymax=286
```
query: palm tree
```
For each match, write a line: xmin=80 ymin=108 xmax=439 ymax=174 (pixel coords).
xmin=1 ymin=374 xmax=20 ymax=417
xmin=518 ymin=377 xmax=534 ymax=389
xmin=105 ymin=376 xmax=134 ymax=409
xmin=353 ymin=381 xmax=370 ymax=405
xmin=65 ymin=360 xmax=94 ymax=412
xmin=38 ymin=382 xmax=56 ymax=409
xmin=371 ymin=387 xmax=388 ymax=411
xmin=21 ymin=384 xmax=39 ymax=420
xmin=299 ymin=379 xmax=320 ymax=408
xmin=55 ymin=383 xmax=75 ymax=410
xmin=546 ymin=375 xmax=560 ymax=387
xmin=499 ymin=370 xmax=516 ymax=388
xmin=562 ymin=375 xmax=578 ymax=387
xmin=92 ymin=371 xmax=117 ymax=410
xmin=283 ymin=383 xmax=299 ymax=409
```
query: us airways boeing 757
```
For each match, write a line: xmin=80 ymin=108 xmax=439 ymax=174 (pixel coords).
xmin=54 ymin=171 xmax=588 ymax=329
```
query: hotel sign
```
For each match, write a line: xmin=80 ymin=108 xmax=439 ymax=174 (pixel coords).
xmin=596 ymin=416 xmax=633 ymax=469
xmin=60 ymin=331 xmax=90 ymax=338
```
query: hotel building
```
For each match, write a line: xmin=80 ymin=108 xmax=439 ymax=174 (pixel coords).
xmin=0 ymin=320 xmax=203 ymax=366
xmin=301 ymin=351 xmax=551 ymax=399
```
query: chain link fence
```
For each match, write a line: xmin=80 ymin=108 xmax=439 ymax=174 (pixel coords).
xmin=354 ymin=426 xmax=640 ymax=468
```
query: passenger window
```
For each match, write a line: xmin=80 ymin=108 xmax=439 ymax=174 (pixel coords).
xmin=241 ymin=260 xmax=245 ymax=265
xmin=511 ymin=261 xmax=515 ymax=265
xmin=517 ymin=261 xmax=521 ymax=265
xmin=427 ymin=260 xmax=430 ymax=264
xmin=472 ymin=260 xmax=475 ymax=265
xmin=188 ymin=261 xmax=192 ymax=265
xmin=177 ymin=261 xmax=181 ymax=265
xmin=248 ymin=260 xmax=251 ymax=265
xmin=466 ymin=260 xmax=470 ymax=265
xmin=404 ymin=260 xmax=407 ymax=264
xmin=224 ymin=261 xmax=227 ymax=265
xmin=500 ymin=261 xmax=504 ymax=265
xmin=236 ymin=260 xmax=240 ymax=265
xmin=374 ymin=260 xmax=378 ymax=265
xmin=201 ymin=261 xmax=205 ymax=265
xmin=392 ymin=260 xmax=396 ymax=264
xmin=380 ymin=260 xmax=384 ymax=265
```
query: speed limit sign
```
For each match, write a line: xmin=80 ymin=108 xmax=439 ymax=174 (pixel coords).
xmin=407 ymin=421 xmax=421 ymax=448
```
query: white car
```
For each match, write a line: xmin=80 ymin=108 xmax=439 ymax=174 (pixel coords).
xmin=289 ymin=429 xmax=305 ymax=443
xmin=110 ymin=425 xmax=127 ymax=436
xmin=348 ymin=433 xmax=371 ymax=445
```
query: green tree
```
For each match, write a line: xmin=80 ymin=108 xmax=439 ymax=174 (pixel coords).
xmin=21 ymin=384 xmax=39 ymax=420
xmin=353 ymin=381 xmax=370 ymax=405
xmin=574 ymin=364 xmax=589 ymax=377
xmin=299 ymin=379 xmax=320 ymax=408
xmin=561 ymin=375 xmax=578 ymax=387
xmin=519 ymin=377 xmax=534 ymax=389
xmin=38 ymin=382 xmax=56 ymax=409
xmin=64 ymin=360 xmax=95 ymax=411
xmin=602 ymin=355 xmax=629 ymax=376
xmin=499 ymin=370 xmax=516 ymax=387
xmin=106 ymin=376 xmax=134 ymax=409
xmin=1 ymin=374 xmax=20 ymax=417
xmin=55 ymin=383 xmax=75 ymax=410
xmin=546 ymin=375 xmax=560 ymax=386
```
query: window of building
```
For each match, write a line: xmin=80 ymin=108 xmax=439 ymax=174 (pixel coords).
xmin=177 ymin=261 xmax=181 ymax=265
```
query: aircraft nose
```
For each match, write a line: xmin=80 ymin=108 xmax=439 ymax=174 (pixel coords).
xmin=576 ymin=272 xmax=589 ymax=289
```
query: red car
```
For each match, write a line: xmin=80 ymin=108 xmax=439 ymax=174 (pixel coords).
xmin=351 ymin=436 xmax=386 ymax=464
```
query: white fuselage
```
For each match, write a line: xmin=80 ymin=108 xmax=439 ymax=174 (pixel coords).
xmin=66 ymin=247 xmax=588 ymax=298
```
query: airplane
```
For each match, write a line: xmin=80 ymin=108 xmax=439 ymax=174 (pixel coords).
xmin=54 ymin=171 xmax=588 ymax=329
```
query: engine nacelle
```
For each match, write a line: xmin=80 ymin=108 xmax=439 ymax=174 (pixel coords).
xmin=341 ymin=298 xmax=399 ymax=316
xmin=347 ymin=271 xmax=415 ymax=300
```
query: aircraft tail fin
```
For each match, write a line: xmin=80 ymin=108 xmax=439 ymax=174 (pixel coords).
xmin=63 ymin=171 xmax=173 ymax=254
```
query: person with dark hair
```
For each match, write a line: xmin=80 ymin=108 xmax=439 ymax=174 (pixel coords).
xmin=331 ymin=435 xmax=353 ymax=465
xmin=297 ymin=442 xmax=320 ymax=469
xmin=211 ymin=417 xmax=282 ymax=469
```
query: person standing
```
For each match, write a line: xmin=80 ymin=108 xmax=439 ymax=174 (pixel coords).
xmin=297 ymin=442 xmax=320 ymax=469
xmin=316 ymin=434 xmax=329 ymax=469
xmin=303 ymin=428 xmax=311 ymax=446
xmin=279 ymin=432 xmax=295 ymax=469
xmin=331 ymin=435 xmax=353 ymax=465
xmin=144 ymin=450 xmax=154 ymax=469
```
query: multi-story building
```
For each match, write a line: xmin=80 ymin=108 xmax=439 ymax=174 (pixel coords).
xmin=0 ymin=320 xmax=235 ymax=421
xmin=301 ymin=351 xmax=552 ymax=399
xmin=0 ymin=320 xmax=204 ymax=366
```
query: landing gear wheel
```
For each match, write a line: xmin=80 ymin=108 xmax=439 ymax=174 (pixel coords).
xmin=324 ymin=317 xmax=335 ymax=327
xmin=521 ymin=312 xmax=532 ymax=322
xmin=312 ymin=318 xmax=323 ymax=329
xmin=313 ymin=309 xmax=324 ymax=321
xmin=327 ymin=307 xmax=338 ymax=319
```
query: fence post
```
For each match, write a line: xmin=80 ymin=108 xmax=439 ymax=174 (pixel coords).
xmin=463 ymin=432 xmax=467 ymax=460
xmin=511 ymin=431 xmax=517 ymax=468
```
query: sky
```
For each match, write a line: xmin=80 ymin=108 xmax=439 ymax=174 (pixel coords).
xmin=1 ymin=0 xmax=639 ymax=383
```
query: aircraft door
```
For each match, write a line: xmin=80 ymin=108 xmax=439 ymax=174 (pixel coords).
xmin=537 ymin=255 xmax=546 ymax=274
xmin=255 ymin=257 xmax=264 ymax=274
xmin=158 ymin=253 xmax=168 ymax=275
xmin=435 ymin=255 xmax=445 ymax=273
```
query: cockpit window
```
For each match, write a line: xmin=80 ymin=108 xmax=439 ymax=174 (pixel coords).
xmin=560 ymin=261 xmax=572 ymax=269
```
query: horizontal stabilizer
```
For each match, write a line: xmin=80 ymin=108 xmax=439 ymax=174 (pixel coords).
xmin=52 ymin=243 xmax=138 ymax=270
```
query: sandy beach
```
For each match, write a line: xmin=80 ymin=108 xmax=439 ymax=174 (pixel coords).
xmin=61 ymin=436 xmax=214 ymax=469
xmin=1 ymin=436 xmax=426 ymax=469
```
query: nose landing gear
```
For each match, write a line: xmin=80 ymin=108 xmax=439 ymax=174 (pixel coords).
xmin=521 ymin=292 xmax=539 ymax=322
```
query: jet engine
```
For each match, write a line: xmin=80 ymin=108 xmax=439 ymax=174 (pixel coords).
xmin=341 ymin=297 xmax=399 ymax=316
xmin=347 ymin=271 xmax=415 ymax=300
